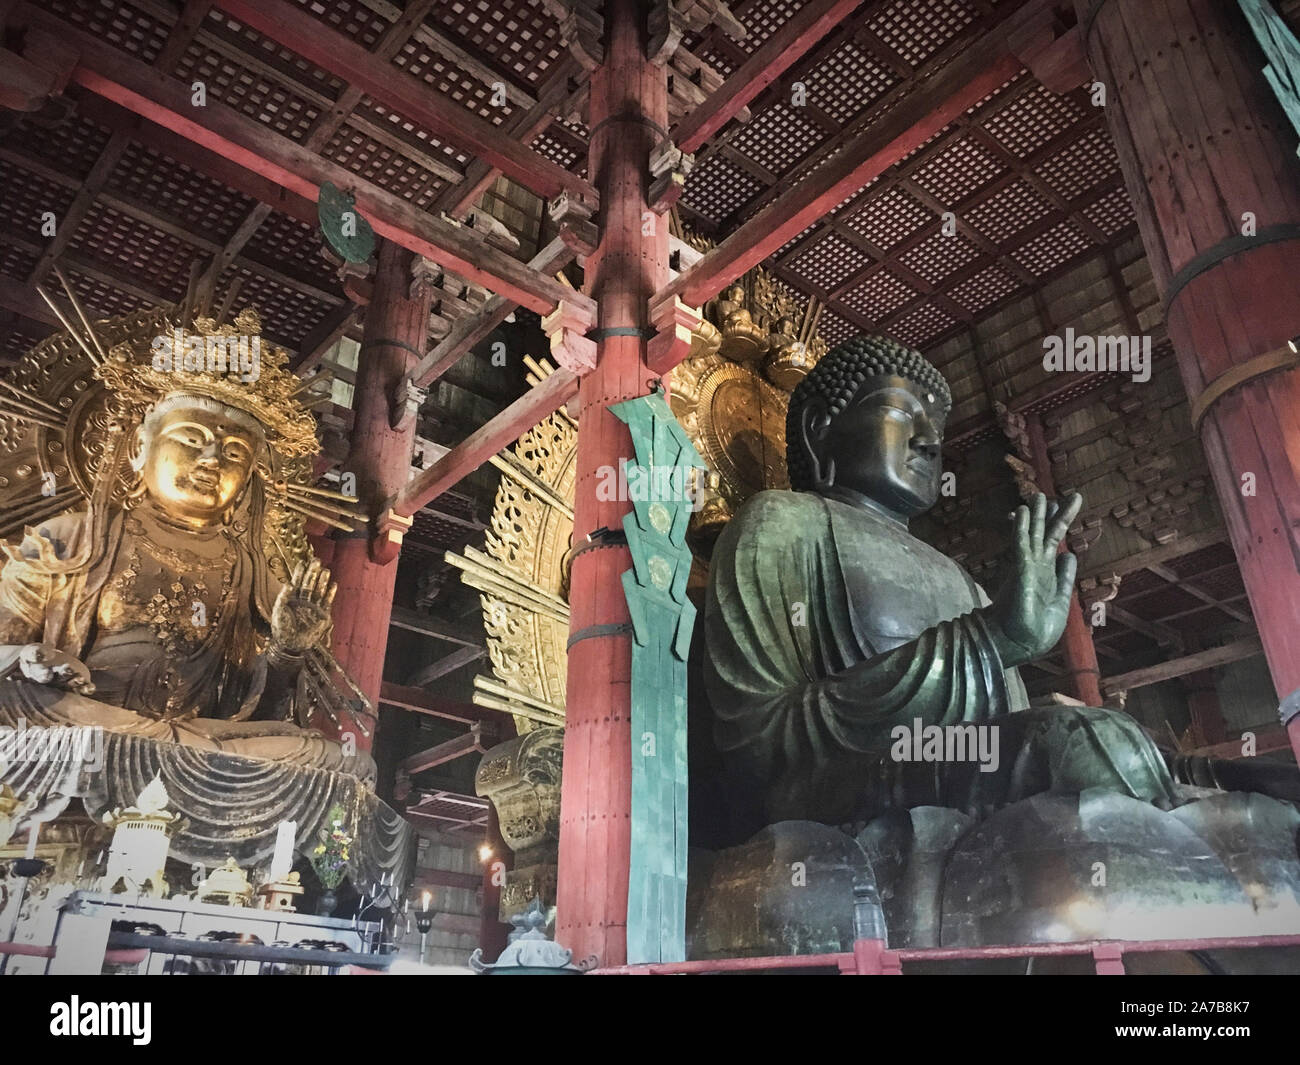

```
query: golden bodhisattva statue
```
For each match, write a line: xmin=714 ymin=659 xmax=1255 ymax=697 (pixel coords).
xmin=0 ymin=308 xmax=368 ymax=775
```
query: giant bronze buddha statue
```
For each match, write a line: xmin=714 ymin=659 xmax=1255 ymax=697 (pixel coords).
xmin=691 ymin=334 xmax=1300 ymax=957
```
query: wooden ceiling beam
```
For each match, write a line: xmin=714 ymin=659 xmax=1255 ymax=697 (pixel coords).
xmin=656 ymin=1 xmax=1040 ymax=318
xmin=395 ymin=367 xmax=578 ymax=513
xmin=401 ymin=720 xmax=493 ymax=775
xmin=673 ymin=0 xmax=867 ymax=153
xmin=434 ymin=58 xmax=582 ymax=219
xmin=379 ymin=681 xmax=496 ymax=724
xmin=1101 ymin=637 xmax=1264 ymax=696
xmin=35 ymin=22 xmax=586 ymax=318
xmin=210 ymin=0 xmax=596 ymax=204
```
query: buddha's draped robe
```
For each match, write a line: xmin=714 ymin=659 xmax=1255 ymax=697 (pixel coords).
xmin=703 ymin=490 xmax=1177 ymax=827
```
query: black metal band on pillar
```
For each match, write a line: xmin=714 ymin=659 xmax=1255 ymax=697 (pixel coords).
xmin=567 ymin=622 xmax=634 ymax=649
xmin=361 ymin=337 xmax=426 ymax=360
xmin=1164 ymin=224 xmax=1300 ymax=313
xmin=587 ymin=113 xmax=671 ymax=142
xmin=587 ymin=326 xmax=655 ymax=340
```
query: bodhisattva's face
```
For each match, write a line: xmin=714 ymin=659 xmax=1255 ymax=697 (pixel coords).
xmin=807 ymin=373 xmax=945 ymax=519
xmin=139 ymin=402 xmax=259 ymax=526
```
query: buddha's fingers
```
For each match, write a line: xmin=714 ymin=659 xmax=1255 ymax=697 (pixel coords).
xmin=1055 ymin=551 xmax=1078 ymax=601
xmin=325 ymin=581 xmax=338 ymax=609
xmin=1044 ymin=492 xmax=1083 ymax=550
xmin=1012 ymin=503 xmax=1030 ymax=555
xmin=315 ymin=565 xmax=332 ymax=601
xmin=1029 ymin=492 xmax=1047 ymax=552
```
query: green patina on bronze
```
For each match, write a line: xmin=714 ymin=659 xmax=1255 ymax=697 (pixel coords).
xmin=702 ymin=335 xmax=1179 ymax=837
xmin=610 ymin=388 xmax=705 ymax=965
xmin=1240 ymin=0 xmax=1300 ymax=157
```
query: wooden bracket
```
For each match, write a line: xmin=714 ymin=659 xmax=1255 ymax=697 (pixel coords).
xmin=549 ymin=191 xmax=599 ymax=257
xmin=370 ymin=507 xmax=413 ymax=565
xmin=648 ymin=141 xmax=694 ymax=215
xmin=0 ymin=24 xmax=79 ymax=112
xmin=648 ymin=0 xmax=687 ymax=66
xmin=389 ymin=373 xmax=427 ymax=433
xmin=541 ymin=0 xmax=605 ymax=71
xmin=542 ymin=298 xmax=597 ymax=374
xmin=647 ymin=293 xmax=702 ymax=376
xmin=1007 ymin=11 xmax=1089 ymax=93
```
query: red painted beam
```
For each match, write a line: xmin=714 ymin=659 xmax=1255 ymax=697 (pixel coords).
xmin=75 ymin=96 xmax=320 ymax=227
xmin=66 ymin=67 xmax=574 ymax=315
xmin=14 ymin=5 xmax=584 ymax=316
xmin=378 ymin=682 xmax=497 ymax=724
xmin=657 ymin=8 xmax=1039 ymax=321
xmin=211 ymin=0 xmax=596 ymax=205
xmin=394 ymin=367 xmax=578 ymax=515
xmin=673 ymin=0 xmax=867 ymax=154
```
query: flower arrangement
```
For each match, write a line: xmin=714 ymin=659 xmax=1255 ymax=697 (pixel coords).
xmin=309 ymin=804 xmax=352 ymax=890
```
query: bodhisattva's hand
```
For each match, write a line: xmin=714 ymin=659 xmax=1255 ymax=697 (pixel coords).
xmin=985 ymin=492 xmax=1083 ymax=668
xmin=271 ymin=559 xmax=337 ymax=657
xmin=18 ymin=644 xmax=95 ymax=694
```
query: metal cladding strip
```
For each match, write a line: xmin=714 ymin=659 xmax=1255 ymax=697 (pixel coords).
xmin=609 ymin=388 xmax=705 ymax=965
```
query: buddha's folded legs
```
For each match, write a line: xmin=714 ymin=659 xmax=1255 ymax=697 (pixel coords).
xmin=855 ymin=705 xmax=1183 ymax=824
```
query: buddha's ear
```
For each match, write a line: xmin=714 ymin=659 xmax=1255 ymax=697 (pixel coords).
xmin=796 ymin=397 xmax=835 ymax=490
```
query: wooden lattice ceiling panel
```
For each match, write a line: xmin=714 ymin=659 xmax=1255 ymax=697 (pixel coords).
xmin=223 ymin=264 xmax=334 ymax=345
xmin=108 ymin=143 xmax=260 ymax=244
xmin=896 ymin=230 xmax=983 ymax=287
xmin=0 ymin=158 xmax=78 ymax=242
xmin=173 ymin=37 xmax=327 ymax=144
xmin=963 ymin=179 xmax=1055 ymax=243
xmin=45 ymin=0 xmax=171 ymax=62
xmin=730 ymin=101 xmax=828 ymax=178
xmin=840 ymin=186 xmax=930 ymax=251
xmin=63 ymin=266 xmax=155 ymax=318
xmin=392 ymin=41 xmax=519 ymax=128
xmin=323 ymin=122 xmax=450 ymax=208
xmin=427 ymin=0 xmax=566 ymax=86
xmin=868 ymin=0 xmax=979 ymax=67
xmin=2 ymin=110 xmax=115 ymax=181
xmin=240 ymin=213 xmax=340 ymax=293
xmin=67 ymin=201 xmax=200 ymax=298
xmin=800 ymin=39 xmax=900 ymax=126
xmin=205 ymin=6 xmax=349 ymax=98
xmin=947 ymin=263 xmax=1022 ymax=315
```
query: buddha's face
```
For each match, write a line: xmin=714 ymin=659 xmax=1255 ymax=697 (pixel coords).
xmin=137 ymin=400 xmax=261 ymax=525
xmin=803 ymin=373 xmax=945 ymax=518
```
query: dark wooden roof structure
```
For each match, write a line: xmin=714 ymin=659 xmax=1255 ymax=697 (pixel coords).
xmin=0 ymin=0 xmax=1289 ymax=810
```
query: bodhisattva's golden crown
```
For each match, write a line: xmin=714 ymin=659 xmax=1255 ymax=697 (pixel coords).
xmin=96 ymin=308 xmax=321 ymax=460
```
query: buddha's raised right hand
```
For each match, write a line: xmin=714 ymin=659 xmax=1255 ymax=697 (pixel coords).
xmin=15 ymin=644 xmax=95 ymax=694
xmin=985 ymin=492 xmax=1083 ymax=668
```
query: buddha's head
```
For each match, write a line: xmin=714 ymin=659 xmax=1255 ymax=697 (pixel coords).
xmin=130 ymin=392 xmax=267 ymax=526
xmin=788 ymin=334 xmax=951 ymax=521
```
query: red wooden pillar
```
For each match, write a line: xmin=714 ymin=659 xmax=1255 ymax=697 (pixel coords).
xmin=1026 ymin=413 xmax=1105 ymax=705
xmin=1078 ymin=0 xmax=1300 ymax=755
xmin=328 ymin=239 xmax=429 ymax=749
xmin=555 ymin=0 xmax=668 ymax=967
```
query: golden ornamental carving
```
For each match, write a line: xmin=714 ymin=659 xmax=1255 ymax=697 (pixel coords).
xmin=453 ymin=232 xmax=829 ymax=726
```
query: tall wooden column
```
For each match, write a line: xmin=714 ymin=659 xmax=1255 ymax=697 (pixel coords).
xmin=1026 ymin=413 xmax=1104 ymax=706
xmin=555 ymin=0 xmax=668 ymax=966
xmin=328 ymin=239 xmax=429 ymax=750
xmin=1078 ymin=0 xmax=1300 ymax=755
